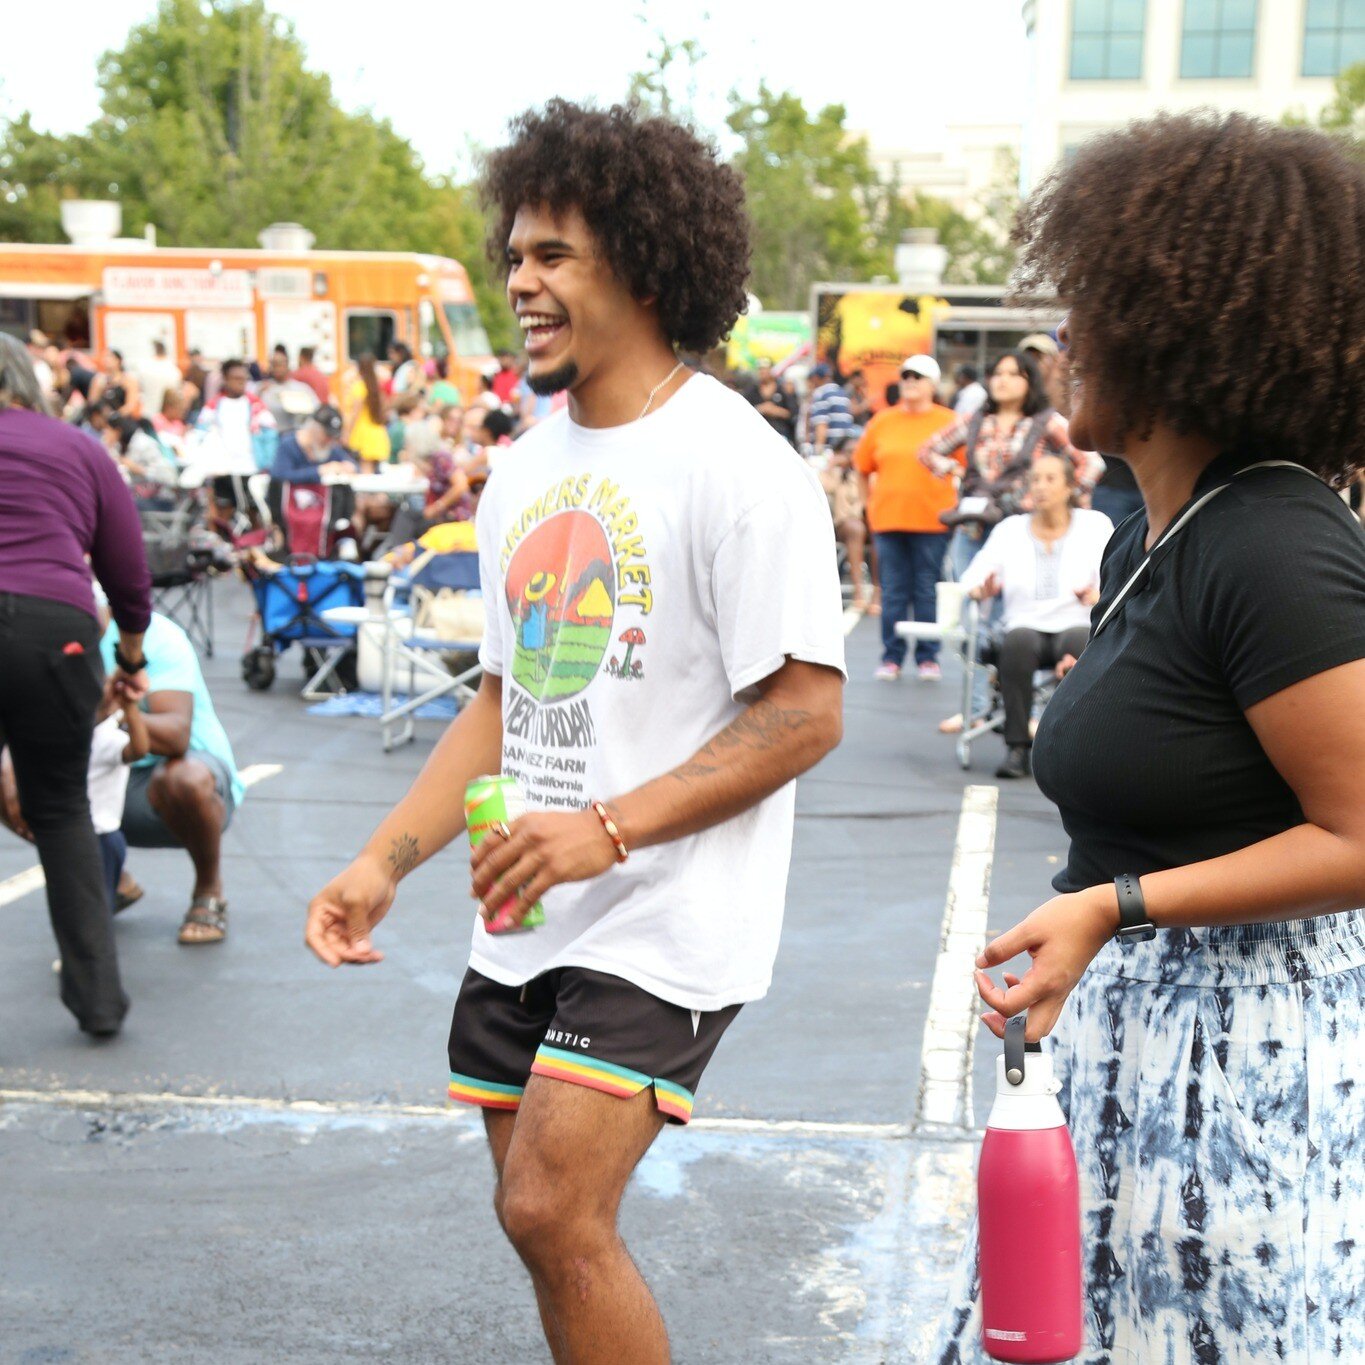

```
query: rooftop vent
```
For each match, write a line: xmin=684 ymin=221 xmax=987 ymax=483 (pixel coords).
xmin=61 ymin=200 xmax=122 ymax=245
xmin=257 ymin=222 xmax=316 ymax=252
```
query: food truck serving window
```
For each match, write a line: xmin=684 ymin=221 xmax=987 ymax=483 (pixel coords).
xmin=421 ymin=300 xmax=447 ymax=359
xmin=443 ymin=302 xmax=492 ymax=360
xmin=346 ymin=309 xmax=398 ymax=362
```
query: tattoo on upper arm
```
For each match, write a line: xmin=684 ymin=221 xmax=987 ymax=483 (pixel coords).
xmin=669 ymin=700 xmax=813 ymax=788
xmin=388 ymin=833 xmax=420 ymax=878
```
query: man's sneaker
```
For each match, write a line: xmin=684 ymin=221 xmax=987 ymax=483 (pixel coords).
xmin=873 ymin=662 xmax=901 ymax=681
xmin=917 ymin=661 xmax=942 ymax=681
xmin=996 ymin=745 xmax=1032 ymax=780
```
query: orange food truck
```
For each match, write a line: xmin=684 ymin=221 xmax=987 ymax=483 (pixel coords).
xmin=0 ymin=212 xmax=494 ymax=400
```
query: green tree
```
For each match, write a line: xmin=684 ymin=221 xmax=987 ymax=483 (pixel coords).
xmin=0 ymin=0 xmax=515 ymax=347
xmin=626 ymin=25 xmax=706 ymax=122
xmin=0 ymin=115 xmax=106 ymax=243
xmin=725 ymin=84 xmax=1018 ymax=305
xmin=1283 ymin=60 xmax=1365 ymax=163
xmin=726 ymin=85 xmax=887 ymax=309
xmin=85 ymin=0 xmax=429 ymax=247
xmin=1315 ymin=60 xmax=1365 ymax=152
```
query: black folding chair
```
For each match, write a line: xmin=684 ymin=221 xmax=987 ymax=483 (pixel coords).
xmin=140 ymin=498 xmax=217 ymax=656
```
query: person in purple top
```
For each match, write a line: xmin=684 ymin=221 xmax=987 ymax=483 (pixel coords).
xmin=0 ymin=334 xmax=152 ymax=1037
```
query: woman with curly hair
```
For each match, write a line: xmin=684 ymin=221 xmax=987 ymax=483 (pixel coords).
xmin=304 ymin=100 xmax=846 ymax=1363
xmin=934 ymin=111 xmax=1365 ymax=1363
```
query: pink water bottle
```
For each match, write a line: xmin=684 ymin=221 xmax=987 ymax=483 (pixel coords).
xmin=977 ymin=1013 xmax=1083 ymax=1363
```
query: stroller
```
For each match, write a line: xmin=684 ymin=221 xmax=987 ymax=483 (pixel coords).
xmin=240 ymin=554 xmax=366 ymax=694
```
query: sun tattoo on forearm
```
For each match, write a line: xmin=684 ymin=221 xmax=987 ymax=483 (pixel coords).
xmin=388 ymin=832 xmax=420 ymax=878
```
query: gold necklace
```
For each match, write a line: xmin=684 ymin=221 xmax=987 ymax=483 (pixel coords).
xmin=639 ymin=360 xmax=685 ymax=420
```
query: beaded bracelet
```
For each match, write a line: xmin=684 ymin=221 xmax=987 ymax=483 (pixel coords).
xmin=590 ymin=800 xmax=629 ymax=864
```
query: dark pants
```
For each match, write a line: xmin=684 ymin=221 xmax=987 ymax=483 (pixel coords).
xmin=876 ymin=531 xmax=949 ymax=666
xmin=999 ymin=625 xmax=1090 ymax=746
xmin=0 ymin=592 xmax=127 ymax=1031
xmin=1092 ymin=484 xmax=1145 ymax=528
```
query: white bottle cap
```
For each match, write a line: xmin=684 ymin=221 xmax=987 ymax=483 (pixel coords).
xmin=987 ymin=1052 xmax=1066 ymax=1132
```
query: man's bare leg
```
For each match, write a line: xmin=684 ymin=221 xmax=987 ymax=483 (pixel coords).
xmin=485 ymin=1109 xmax=567 ymax=1361
xmin=492 ymin=1075 xmax=668 ymax=1364
xmin=147 ymin=758 xmax=225 ymax=898
xmin=146 ymin=757 xmax=226 ymax=943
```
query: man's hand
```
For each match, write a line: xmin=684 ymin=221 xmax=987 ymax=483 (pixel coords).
xmin=969 ymin=572 xmax=1002 ymax=602
xmin=470 ymin=809 xmax=617 ymax=931
xmin=305 ymin=855 xmax=396 ymax=966
xmin=973 ymin=886 xmax=1119 ymax=1042
xmin=0 ymin=750 xmax=33 ymax=843
xmin=1055 ymin=653 xmax=1079 ymax=680
xmin=1074 ymin=582 xmax=1100 ymax=607
xmin=112 ymin=667 xmax=149 ymax=703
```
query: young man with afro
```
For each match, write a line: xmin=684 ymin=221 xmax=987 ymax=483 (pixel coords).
xmin=306 ymin=100 xmax=846 ymax=1362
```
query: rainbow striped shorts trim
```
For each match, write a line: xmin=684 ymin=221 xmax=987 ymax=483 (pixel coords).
xmin=530 ymin=1045 xmax=696 ymax=1124
xmin=448 ymin=1072 xmax=524 ymax=1111
xmin=447 ymin=966 xmax=742 ymax=1128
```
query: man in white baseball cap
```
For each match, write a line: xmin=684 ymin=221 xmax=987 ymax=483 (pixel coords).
xmin=900 ymin=354 xmax=942 ymax=386
xmin=853 ymin=352 xmax=958 ymax=679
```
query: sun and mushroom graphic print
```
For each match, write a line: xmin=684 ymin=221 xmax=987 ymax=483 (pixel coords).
xmin=496 ymin=472 xmax=653 ymax=805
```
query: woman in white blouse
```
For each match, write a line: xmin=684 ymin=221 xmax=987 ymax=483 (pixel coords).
xmin=959 ymin=453 xmax=1113 ymax=778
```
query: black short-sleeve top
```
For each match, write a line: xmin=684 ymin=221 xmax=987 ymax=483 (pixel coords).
xmin=1033 ymin=454 xmax=1365 ymax=894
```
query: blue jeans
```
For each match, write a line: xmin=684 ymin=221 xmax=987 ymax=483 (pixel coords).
xmin=100 ymin=830 xmax=127 ymax=915
xmin=948 ymin=525 xmax=984 ymax=582
xmin=876 ymin=531 xmax=949 ymax=666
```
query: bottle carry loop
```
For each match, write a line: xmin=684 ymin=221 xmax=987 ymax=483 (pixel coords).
xmin=1003 ymin=1012 xmax=1042 ymax=1086
xmin=1091 ymin=460 xmax=1314 ymax=640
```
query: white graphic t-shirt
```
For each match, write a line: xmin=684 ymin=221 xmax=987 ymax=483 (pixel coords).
xmin=468 ymin=373 xmax=847 ymax=1010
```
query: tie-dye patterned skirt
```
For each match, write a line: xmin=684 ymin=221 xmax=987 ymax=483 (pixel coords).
xmin=931 ymin=911 xmax=1365 ymax=1364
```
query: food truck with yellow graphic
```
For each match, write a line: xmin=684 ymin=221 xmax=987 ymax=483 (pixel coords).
xmin=811 ymin=283 xmax=1062 ymax=412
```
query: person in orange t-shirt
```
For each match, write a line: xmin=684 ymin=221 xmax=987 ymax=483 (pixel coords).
xmin=853 ymin=354 xmax=958 ymax=679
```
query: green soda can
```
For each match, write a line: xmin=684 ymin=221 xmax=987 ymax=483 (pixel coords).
xmin=465 ymin=774 xmax=546 ymax=932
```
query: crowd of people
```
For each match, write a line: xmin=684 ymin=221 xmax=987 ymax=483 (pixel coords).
xmin=6 ymin=92 xmax=1365 ymax=1365
xmin=20 ymin=329 xmax=546 ymax=563
xmin=22 ymin=312 xmax=1123 ymax=776
xmin=731 ymin=335 xmax=1124 ymax=776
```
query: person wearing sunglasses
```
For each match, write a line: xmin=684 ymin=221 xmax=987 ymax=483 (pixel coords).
xmin=852 ymin=354 xmax=958 ymax=680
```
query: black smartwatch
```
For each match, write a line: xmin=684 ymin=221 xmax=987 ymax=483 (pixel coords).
xmin=114 ymin=646 xmax=147 ymax=673
xmin=1114 ymin=873 xmax=1156 ymax=944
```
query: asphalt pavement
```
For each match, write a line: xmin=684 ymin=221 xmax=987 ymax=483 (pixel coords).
xmin=1 ymin=577 xmax=1068 ymax=1364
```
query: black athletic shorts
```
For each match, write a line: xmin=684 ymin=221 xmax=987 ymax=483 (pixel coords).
xmin=447 ymin=966 xmax=742 ymax=1125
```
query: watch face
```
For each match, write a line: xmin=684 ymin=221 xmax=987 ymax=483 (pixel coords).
xmin=1116 ymin=924 xmax=1157 ymax=944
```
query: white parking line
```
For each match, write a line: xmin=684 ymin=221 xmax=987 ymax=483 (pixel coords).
xmin=0 ymin=1085 xmax=912 ymax=1139
xmin=842 ymin=606 xmax=863 ymax=636
xmin=914 ymin=784 xmax=999 ymax=1133
xmin=0 ymin=762 xmax=282 ymax=907
xmin=239 ymin=763 xmax=284 ymax=789
xmin=0 ymin=864 xmax=47 ymax=909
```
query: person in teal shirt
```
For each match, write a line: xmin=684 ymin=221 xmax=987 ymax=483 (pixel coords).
xmin=100 ymin=611 xmax=242 ymax=944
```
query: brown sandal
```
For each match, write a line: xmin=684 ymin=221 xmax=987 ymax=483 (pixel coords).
xmin=178 ymin=895 xmax=228 ymax=945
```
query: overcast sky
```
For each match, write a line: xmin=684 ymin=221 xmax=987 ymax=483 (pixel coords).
xmin=2 ymin=0 xmax=1029 ymax=176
